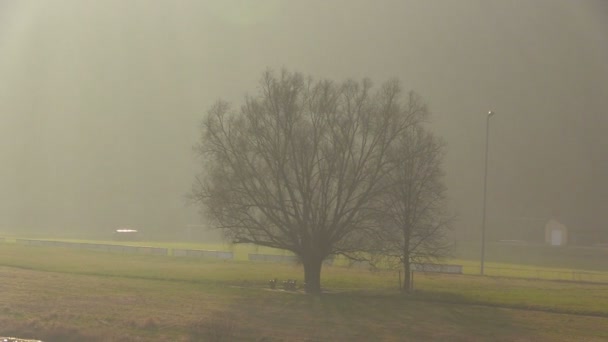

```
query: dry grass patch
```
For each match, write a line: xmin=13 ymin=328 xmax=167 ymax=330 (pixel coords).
xmin=2 ymin=243 xmax=608 ymax=341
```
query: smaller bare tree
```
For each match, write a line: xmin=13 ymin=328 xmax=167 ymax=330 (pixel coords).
xmin=367 ymin=110 xmax=452 ymax=292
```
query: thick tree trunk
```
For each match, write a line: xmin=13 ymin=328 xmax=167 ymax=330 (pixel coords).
xmin=402 ymin=260 xmax=411 ymax=292
xmin=402 ymin=226 xmax=412 ymax=293
xmin=303 ymin=257 xmax=323 ymax=294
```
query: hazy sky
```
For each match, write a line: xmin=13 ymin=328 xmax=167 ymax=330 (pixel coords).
xmin=1 ymin=0 xmax=607 ymax=240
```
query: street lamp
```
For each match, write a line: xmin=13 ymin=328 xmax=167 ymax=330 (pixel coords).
xmin=481 ymin=110 xmax=496 ymax=275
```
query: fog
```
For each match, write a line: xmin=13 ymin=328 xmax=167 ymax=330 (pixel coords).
xmin=1 ymin=0 xmax=606 ymax=243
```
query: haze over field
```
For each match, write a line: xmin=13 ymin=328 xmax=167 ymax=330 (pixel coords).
xmin=1 ymin=0 xmax=607 ymax=242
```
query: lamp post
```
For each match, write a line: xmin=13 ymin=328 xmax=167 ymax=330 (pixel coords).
xmin=481 ymin=110 xmax=495 ymax=275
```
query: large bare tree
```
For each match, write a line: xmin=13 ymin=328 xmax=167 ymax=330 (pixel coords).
xmin=192 ymin=70 xmax=422 ymax=293
xmin=368 ymin=114 xmax=452 ymax=292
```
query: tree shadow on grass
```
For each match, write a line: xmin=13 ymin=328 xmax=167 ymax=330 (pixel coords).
xmin=222 ymin=289 xmax=535 ymax=342
xmin=411 ymin=288 xmax=608 ymax=318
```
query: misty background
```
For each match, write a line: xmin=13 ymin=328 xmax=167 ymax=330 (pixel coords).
xmin=1 ymin=0 xmax=606 ymax=243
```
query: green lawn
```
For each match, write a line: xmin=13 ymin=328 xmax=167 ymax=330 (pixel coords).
xmin=454 ymin=240 xmax=608 ymax=272
xmin=1 ymin=242 xmax=608 ymax=341
xmin=8 ymin=236 xmax=608 ymax=282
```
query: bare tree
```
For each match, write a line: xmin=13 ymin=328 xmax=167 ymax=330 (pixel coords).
xmin=368 ymin=110 xmax=452 ymax=292
xmin=191 ymin=69 xmax=420 ymax=294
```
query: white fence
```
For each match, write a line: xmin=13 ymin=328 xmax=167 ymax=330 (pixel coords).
xmin=172 ymin=248 xmax=233 ymax=260
xmin=247 ymin=253 xmax=334 ymax=265
xmin=249 ymin=253 xmax=299 ymax=263
xmin=411 ymin=263 xmax=463 ymax=274
xmin=14 ymin=239 xmax=235 ymax=260
xmin=483 ymin=266 xmax=608 ymax=283
xmin=15 ymin=239 xmax=169 ymax=256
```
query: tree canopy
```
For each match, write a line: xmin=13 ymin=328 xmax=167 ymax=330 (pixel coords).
xmin=192 ymin=69 xmax=445 ymax=293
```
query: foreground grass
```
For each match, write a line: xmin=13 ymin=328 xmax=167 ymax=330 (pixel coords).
xmin=2 ymin=265 xmax=608 ymax=342
xmin=1 ymin=244 xmax=608 ymax=341
xmin=3 ymin=265 xmax=607 ymax=342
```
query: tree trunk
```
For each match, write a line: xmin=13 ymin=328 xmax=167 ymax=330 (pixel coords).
xmin=402 ymin=260 xmax=411 ymax=292
xmin=303 ymin=257 xmax=323 ymax=294
xmin=402 ymin=227 xmax=411 ymax=293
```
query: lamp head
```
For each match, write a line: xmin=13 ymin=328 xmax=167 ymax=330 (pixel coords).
xmin=488 ymin=111 xmax=495 ymax=117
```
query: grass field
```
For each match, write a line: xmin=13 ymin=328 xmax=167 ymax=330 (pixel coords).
xmin=454 ymin=240 xmax=608 ymax=272
xmin=1 ymin=241 xmax=608 ymax=341
xmin=10 ymin=236 xmax=608 ymax=282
